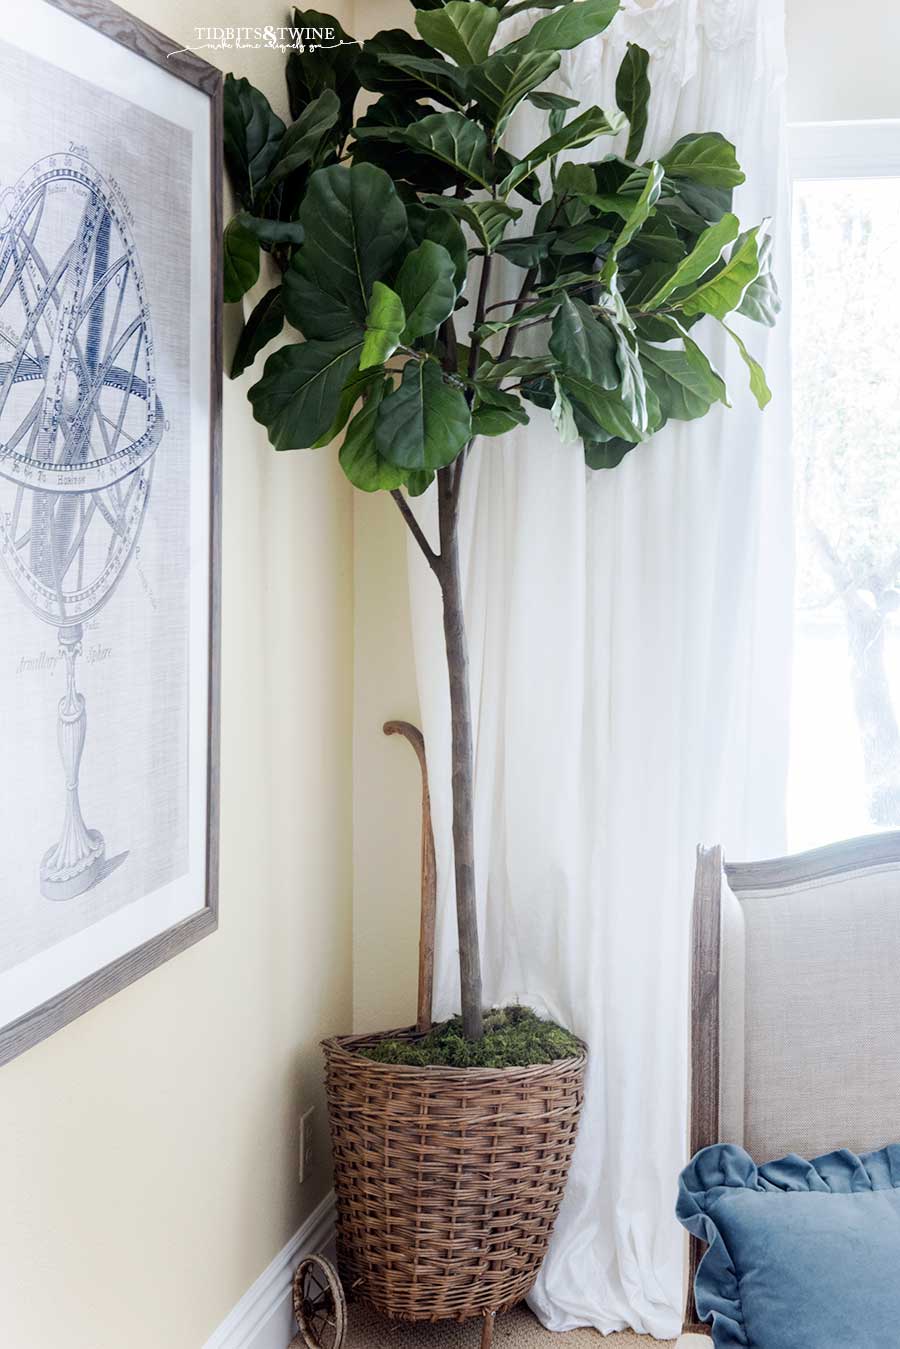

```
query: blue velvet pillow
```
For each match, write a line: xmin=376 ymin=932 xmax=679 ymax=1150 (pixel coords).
xmin=677 ymin=1142 xmax=900 ymax=1348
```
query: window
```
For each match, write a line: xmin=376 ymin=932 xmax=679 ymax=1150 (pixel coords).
xmin=788 ymin=122 xmax=900 ymax=850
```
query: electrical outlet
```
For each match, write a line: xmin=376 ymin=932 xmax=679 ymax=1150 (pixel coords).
xmin=299 ymin=1107 xmax=315 ymax=1184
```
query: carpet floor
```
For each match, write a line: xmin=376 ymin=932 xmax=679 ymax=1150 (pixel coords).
xmin=345 ymin=1301 xmax=674 ymax=1346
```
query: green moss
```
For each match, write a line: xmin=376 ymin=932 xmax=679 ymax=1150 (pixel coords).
xmin=359 ymin=1006 xmax=582 ymax=1069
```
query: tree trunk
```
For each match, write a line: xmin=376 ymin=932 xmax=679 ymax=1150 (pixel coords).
xmin=437 ymin=466 xmax=484 ymax=1040
xmin=842 ymin=597 xmax=900 ymax=827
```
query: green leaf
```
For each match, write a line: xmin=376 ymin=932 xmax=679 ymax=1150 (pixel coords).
xmin=232 ymin=213 xmax=306 ymax=247
xmin=630 ymin=211 xmax=685 ymax=262
xmin=612 ymin=325 xmax=649 ymax=432
xmin=249 ymin=333 xmax=364 ymax=449
xmin=723 ymin=322 xmax=771 ymax=409
xmin=478 ymin=355 xmax=554 ymax=384
xmin=401 ymin=111 xmax=493 ymax=187
xmin=601 ymin=161 xmax=663 ymax=286
xmin=375 ymin=358 xmax=471 ymax=469
xmin=469 ymin=48 xmax=561 ymax=133
xmin=643 ymin=212 xmax=740 ymax=307
xmin=257 ymin=90 xmax=341 ymax=198
xmin=224 ymin=217 xmax=260 ymax=303
xmin=286 ymin=8 xmax=360 ymax=130
xmin=737 ymin=233 xmax=780 ymax=327
xmin=406 ymin=470 xmax=435 ymax=496
xmin=360 ymin=282 xmax=406 ymax=370
xmin=312 ymin=367 xmax=383 ymax=447
xmin=661 ymin=132 xmax=745 ymax=189
xmin=395 ymin=241 xmax=458 ymax=342
xmin=224 ymin=74 xmax=286 ymax=209
xmin=497 ymin=106 xmax=625 ymax=197
xmin=471 ymin=384 xmax=530 ymax=436
xmin=584 ymin=436 xmax=637 ymax=469
xmin=230 ymin=285 xmax=285 ymax=379
xmin=359 ymin=31 xmax=466 ymax=106
xmin=284 ymin=163 xmax=408 ymax=340
xmin=515 ymin=0 xmax=620 ymax=54
xmin=549 ymin=295 xmax=619 ymax=390
xmin=498 ymin=232 xmax=558 ymax=266
xmin=527 ymin=90 xmax=579 ymax=113
xmin=415 ymin=1 xmax=500 ymax=65
xmin=476 ymin=294 xmax=557 ymax=338
xmin=339 ymin=378 xmax=409 ymax=490
xmin=616 ymin=43 xmax=651 ymax=162
xmin=563 ymin=372 xmax=645 ymax=442
xmin=421 ymin=194 xmax=521 ymax=253
xmin=639 ymin=339 xmax=728 ymax=421
xmin=550 ymin=375 xmax=579 ymax=444
xmin=679 ymin=226 xmax=761 ymax=320
xmin=407 ymin=204 xmax=468 ymax=289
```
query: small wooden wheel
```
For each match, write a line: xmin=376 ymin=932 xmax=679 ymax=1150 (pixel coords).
xmin=290 ymin=1254 xmax=347 ymax=1349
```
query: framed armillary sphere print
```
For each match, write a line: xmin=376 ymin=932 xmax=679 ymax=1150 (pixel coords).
xmin=0 ymin=0 xmax=222 ymax=1065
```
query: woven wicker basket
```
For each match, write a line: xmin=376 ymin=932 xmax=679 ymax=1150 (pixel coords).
xmin=323 ymin=1027 xmax=587 ymax=1325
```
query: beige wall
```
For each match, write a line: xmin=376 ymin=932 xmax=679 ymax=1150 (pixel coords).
xmin=0 ymin=5 xmax=354 ymax=1348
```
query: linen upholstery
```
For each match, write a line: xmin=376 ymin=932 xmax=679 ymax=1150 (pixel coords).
xmin=717 ymin=876 xmax=746 ymax=1147
xmin=737 ymin=866 xmax=900 ymax=1161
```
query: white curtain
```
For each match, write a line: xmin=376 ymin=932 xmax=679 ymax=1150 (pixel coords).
xmin=406 ymin=0 xmax=791 ymax=1337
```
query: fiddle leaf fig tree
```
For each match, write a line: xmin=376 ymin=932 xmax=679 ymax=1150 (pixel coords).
xmin=223 ymin=1 xmax=779 ymax=1042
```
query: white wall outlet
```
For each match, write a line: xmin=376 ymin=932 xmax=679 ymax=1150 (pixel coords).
xmin=298 ymin=1107 xmax=315 ymax=1185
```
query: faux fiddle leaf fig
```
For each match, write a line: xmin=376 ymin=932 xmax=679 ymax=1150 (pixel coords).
xmin=616 ymin=43 xmax=651 ymax=162
xmin=223 ymin=75 xmax=285 ymax=210
xmin=395 ymin=241 xmax=458 ymax=341
xmin=222 ymin=0 xmax=778 ymax=1046
xmin=231 ymin=286 xmax=284 ymax=379
xmin=415 ymin=1 xmax=500 ymax=66
xmin=249 ymin=333 xmax=364 ymax=450
xmin=223 ymin=217 xmax=260 ymax=303
xmin=375 ymin=358 xmax=471 ymax=470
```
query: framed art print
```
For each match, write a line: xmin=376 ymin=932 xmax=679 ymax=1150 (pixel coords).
xmin=0 ymin=0 xmax=222 ymax=1064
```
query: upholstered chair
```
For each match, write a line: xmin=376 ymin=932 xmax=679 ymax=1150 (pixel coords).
xmin=676 ymin=833 xmax=900 ymax=1345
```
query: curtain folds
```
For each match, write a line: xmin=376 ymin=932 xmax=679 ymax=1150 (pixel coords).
xmin=406 ymin=1 xmax=791 ymax=1335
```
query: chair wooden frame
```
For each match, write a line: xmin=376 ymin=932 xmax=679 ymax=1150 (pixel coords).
xmin=683 ymin=830 xmax=900 ymax=1335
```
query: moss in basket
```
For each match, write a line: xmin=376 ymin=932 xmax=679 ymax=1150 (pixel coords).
xmin=360 ymin=1006 xmax=581 ymax=1069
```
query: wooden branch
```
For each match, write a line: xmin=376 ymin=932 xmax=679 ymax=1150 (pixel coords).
xmin=390 ymin=489 xmax=441 ymax=576
xmin=383 ymin=721 xmax=437 ymax=1035
xmin=498 ymin=265 xmax=539 ymax=363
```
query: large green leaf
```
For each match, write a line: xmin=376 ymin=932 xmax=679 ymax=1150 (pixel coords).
xmin=601 ymin=161 xmax=664 ymax=286
xmin=223 ymin=75 xmax=286 ymax=209
xmin=421 ymin=194 xmax=521 ymax=252
xmin=616 ymin=43 xmax=651 ymax=162
xmin=639 ymin=339 xmax=728 ymax=421
xmin=311 ymin=367 xmax=383 ymax=447
xmin=643 ymin=212 xmax=740 ymax=306
xmin=471 ymin=384 xmax=530 ymax=437
xmin=613 ymin=325 xmax=649 ymax=432
xmin=497 ymin=106 xmax=625 ymax=197
xmin=584 ymin=436 xmax=637 ymax=469
xmin=661 ymin=133 xmax=745 ymax=189
xmin=549 ymin=294 xmax=619 ymax=390
xmin=359 ymin=31 xmax=465 ymax=107
xmin=249 ymin=333 xmax=364 ymax=449
xmin=360 ymin=282 xmax=406 ymax=370
xmin=416 ymin=2 xmax=500 ymax=65
xmin=257 ymin=90 xmax=340 ymax=199
xmin=515 ymin=0 xmax=620 ymax=54
xmin=231 ymin=213 xmax=306 ymax=246
xmin=631 ymin=211 xmax=685 ymax=262
xmin=679 ymin=226 xmax=761 ymax=320
xmin=339 ymin=378 xmax=409 ymax=490
xmin=352 ymin=96 xmax=459 ymax=192
xmin=563 ymin=372 xmax=645 ymax=442
xmin=401 ymin=111 xmax=493 ymax=188
xmin=286 ymin=8 xmax=360 ymax=130
xmin=283 ymin=163 xmax=407 ymax=340
xmin=737 ymin=233 xmax=780 ymax=327
xmin=230 ymin=285 xmax=284 ymax=379
xmin=469 ymin=49 xmax=561 ymax=133
xmin=223 ymin=217 xmax=260 ymax=303
xmin=375 ymin=358 xmax=471 ymax=470
xmin=723 ymin=323 xmax=771 ymax=409
xmin=395 ymin=241 xmax=458 ymax=342
xmin=407 ymin=204 xmax=469 ymax=289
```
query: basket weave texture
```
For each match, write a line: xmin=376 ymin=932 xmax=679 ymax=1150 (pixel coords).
xmin=323 ymin=1028 xmax=587 ymax=1324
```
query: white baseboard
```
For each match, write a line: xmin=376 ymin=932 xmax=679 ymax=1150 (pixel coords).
xmin=203 ymin=1191 xmax=337 ymax=1349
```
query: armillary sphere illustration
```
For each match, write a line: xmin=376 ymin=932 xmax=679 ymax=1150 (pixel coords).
xmin=0 ymin=153 xmax=163 ymax=900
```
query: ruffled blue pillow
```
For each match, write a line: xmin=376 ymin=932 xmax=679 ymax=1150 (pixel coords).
xmin=677 ymin=1142 xmax=900 ymax=1348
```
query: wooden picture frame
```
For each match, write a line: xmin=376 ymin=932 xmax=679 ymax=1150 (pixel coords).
xmin=0 ymin=0 xmax=222 ymax=1066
